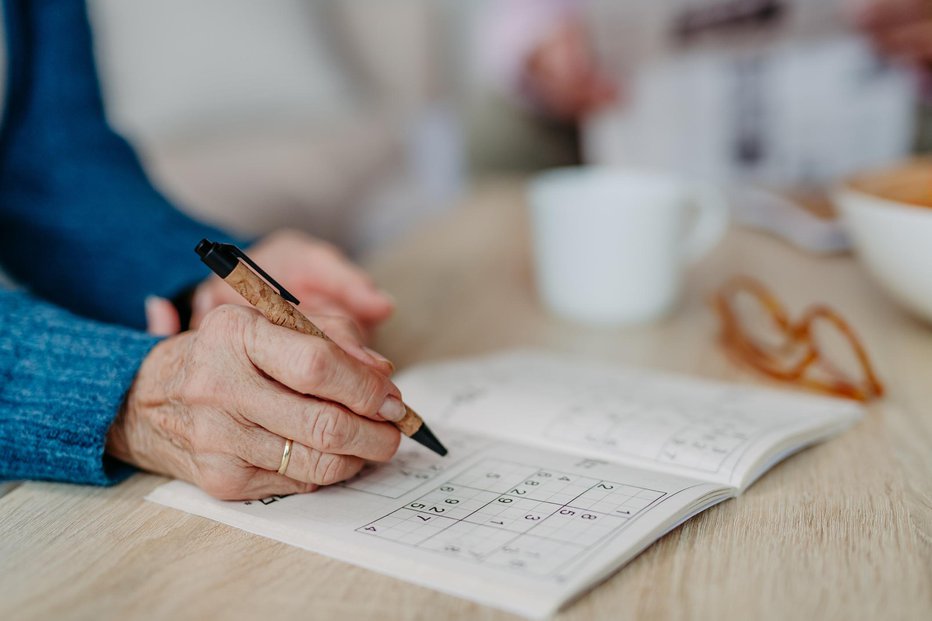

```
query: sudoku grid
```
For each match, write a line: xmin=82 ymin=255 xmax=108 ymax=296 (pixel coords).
xmin=341 ymin=435 xmax=490 ymax=499
xmin=545 ymin=404 xmax=766 ymax=474
xmin=356 ymin=459 xmax=666 ymax=578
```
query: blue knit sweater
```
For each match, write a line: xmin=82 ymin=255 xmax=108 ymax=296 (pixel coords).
xmin=0 ymin=0 xmax=239 ymax=484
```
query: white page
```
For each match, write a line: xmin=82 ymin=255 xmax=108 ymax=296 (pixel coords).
xmin=148 ymin=434 xmax=722 ymax=619
xmin=395 ymin=351 xmax=863 ymax=488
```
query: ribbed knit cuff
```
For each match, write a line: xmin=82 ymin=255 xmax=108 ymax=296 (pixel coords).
xmin=0 ymin=290 xmax=160 ymax=485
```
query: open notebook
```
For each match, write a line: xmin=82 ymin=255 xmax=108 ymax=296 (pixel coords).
xmin=148 ymin=351 xmax=863 ymax=619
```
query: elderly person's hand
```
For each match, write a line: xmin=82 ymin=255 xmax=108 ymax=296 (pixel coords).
xmin=856 ymin=0 xmax=932 ymax=66
xmin=146 ymin=229 xmax=395 ymax=340
xmin=107 ymin=304 xmax=402 ymax=500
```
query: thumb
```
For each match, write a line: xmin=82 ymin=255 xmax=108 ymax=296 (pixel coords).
xmin=145 ymin=296 xmax=182 ymax=336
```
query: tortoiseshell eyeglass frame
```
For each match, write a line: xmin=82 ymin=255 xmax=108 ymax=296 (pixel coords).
xmin=711 ymin=276 xmax=884 ymax=402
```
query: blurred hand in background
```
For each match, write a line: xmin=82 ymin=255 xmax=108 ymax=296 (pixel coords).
xmin=523 ymin=16 xmax=617 ymax=122
xmin=856 ymin=0 xmax=932 ymax=66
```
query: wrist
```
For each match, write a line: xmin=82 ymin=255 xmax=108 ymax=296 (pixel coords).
xmin=105 ymin=334 xmax=188 ymax=473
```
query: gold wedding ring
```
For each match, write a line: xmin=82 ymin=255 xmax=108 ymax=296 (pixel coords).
xmin=277 ymin=438 xmax=293 ymax=475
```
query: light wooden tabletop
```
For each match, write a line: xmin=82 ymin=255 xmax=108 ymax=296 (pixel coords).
xmin=1 ymin=179 xmax=930 ymax=621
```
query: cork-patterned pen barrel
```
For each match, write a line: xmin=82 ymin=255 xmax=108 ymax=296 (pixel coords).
xmin=196 ymin=239 xmax=447 ymax=455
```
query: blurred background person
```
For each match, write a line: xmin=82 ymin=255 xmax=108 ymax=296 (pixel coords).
xmin=481 ymin=0 xmax=931 ymax=190
xmin=79 ymin=0 xmax=932 ymax=263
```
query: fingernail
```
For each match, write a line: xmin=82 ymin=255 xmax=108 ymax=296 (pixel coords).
xmin=364 ymin=347 xmax=395 ymax=372
xmin=378 ymin=395 xmax=406 ymax=422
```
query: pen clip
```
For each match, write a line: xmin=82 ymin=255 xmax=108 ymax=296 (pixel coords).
xmin=226 ymin=244 xmax=301 ymax=305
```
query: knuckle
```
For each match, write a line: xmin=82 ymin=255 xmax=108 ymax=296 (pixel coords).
xmin=199 ymin=305 xmax=262 ymax=356
xmin=200 ymin=303 xmax=253 ymax=333
xmin=354 ymin=373 xmax=390 ymax=417
xmin=301 ymin=342 xmax=334 ymax=387
xmin=312 ymin=453 xmax=350 ymax=485
xmin=308 ymin=405 xmax=356 ymax=452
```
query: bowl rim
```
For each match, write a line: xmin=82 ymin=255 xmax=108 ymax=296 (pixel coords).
xmin=833 ymin=183 xmax=932 ymax=217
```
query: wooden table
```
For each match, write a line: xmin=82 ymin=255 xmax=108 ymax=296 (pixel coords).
xmin=1 ymin=179 xmax=930 ymax=620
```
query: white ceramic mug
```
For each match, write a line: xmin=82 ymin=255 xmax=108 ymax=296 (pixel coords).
xmin=528 ymin=167 xmax=729 ymax=325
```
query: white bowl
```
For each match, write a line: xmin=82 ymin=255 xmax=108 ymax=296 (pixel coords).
xmin=834 ymin=171 xmax=932 ymax=322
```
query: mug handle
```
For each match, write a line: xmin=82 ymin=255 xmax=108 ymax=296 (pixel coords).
xmin=682 ymin=187 xmax=729 ymax=263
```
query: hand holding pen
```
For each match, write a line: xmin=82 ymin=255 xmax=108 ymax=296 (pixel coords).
xmin=105 ymin=239 xmax=445 ymax=501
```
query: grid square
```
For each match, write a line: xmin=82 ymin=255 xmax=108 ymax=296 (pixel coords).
xmin=405 ymin=484 xmax=498 ymax=520
xmin=483 ymin=534 xmax=585 ymax=576
xmin=526 ymin=507 xmax=627 ymax=546
xmin=504 ymin=469 xmax=600 ymax=505
xmin=419 ymin=521 xmax=519 ymax=561
xmin=358 ymin=508 xmax=456 ymax=545
xmin=465 ymin=496 xmax=561 ymax=532
xmin=451 ymin=460 xmax=540 ymax=494
xmin=569 ymin=482 xmax=665 ymax=518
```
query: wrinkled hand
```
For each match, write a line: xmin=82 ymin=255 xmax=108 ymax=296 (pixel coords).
xmin=147 ymin=230 xmax=394 ymax=340
xmin=856 ymin=0 xmax=932 ymax=66
xmin=108 ymin=304 xmax=402 ymax=500
xmin=524 ymin=18 xmax=617 ymax=121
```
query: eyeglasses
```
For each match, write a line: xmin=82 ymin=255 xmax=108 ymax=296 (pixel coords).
xmin=711 ymin=276 xmax=884 ymax=402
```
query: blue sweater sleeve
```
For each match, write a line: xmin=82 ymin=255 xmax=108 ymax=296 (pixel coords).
xmin=0 ymin=288 xmax=158 ymax=484
xmin=0 ymin=0 xmax=244 ymax=331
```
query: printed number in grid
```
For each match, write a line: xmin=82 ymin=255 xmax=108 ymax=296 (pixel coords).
xmin=358 ymin=460 xmax=668 ymax=577
xmin=503 ymin=468 xmax=600 ymax=505
xmin=357 ymin=508 xmax=456 ymax=545
xmin=569 ymin=482 xmax=665 ymax=518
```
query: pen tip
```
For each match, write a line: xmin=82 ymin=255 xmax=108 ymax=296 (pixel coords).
xmin=410 ymin=424 xmax=448 ymax=457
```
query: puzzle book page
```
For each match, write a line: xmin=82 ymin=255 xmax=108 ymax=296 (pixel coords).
xmin=396 ymin=351 xmax=863 ymax=488
xmin=148 ymin=433 xmax=723 ymax=619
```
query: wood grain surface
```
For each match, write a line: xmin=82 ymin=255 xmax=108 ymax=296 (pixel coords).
xmin=1 ymin=179 xmax=929 ymax=621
